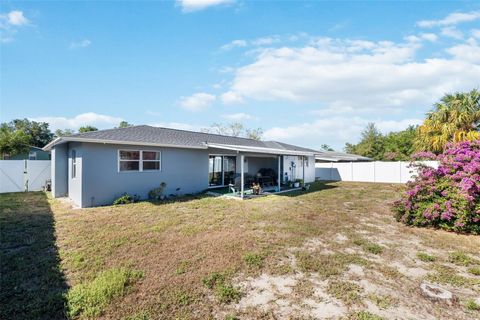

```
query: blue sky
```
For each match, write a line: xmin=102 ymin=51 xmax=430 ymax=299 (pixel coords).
xmin=1 ymin=1 xmax=479 ymax=150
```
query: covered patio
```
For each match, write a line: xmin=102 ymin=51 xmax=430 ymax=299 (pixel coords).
xmin=205 ymin=143 xmax=315 ymax=199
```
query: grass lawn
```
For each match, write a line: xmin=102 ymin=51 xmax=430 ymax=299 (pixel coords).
xmin=1 ymin=182 xmax=479 ymax=319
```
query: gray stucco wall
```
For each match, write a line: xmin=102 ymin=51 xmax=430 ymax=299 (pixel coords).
xmin=78 ymin=143 xmax=209 ymax=207
xmin=51 ymin=144 xmax=68 ymax=197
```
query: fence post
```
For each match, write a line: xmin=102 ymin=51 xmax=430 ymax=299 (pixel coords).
xmin=399 ymin=161 xmax=402 ymax=183
xmin=350 ymin=161 xmax=353 ymax=181
xmin=24 ymin=160 xmax=28 ymax=192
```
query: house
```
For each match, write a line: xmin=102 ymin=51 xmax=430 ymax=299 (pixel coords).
xmin=43 ymin=125 xmax=318 ymax=207
xmin=315 ymin=151 xmax=371 ymax=162
xmin=3 ymin=146 xmax=51 ymax=160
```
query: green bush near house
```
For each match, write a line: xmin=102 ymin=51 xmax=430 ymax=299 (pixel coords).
xmin=113 ymin=193 xmax=140 ymax=205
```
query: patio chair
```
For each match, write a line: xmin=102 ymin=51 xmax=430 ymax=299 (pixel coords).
xmin=229 ymin=174 xmax=242 ymax=194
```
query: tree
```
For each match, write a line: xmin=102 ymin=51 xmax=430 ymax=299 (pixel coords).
xmin=320 ymin=144 xmax=334 ymax=151
xmin=118 ymin=121 xmax=133 ymax=128
xmin=78 ymin=126 xmax=98 ymax=133
xmin=10 ymin=119 xmax=53 ymax=148
xmin=202 ymin=122 xmax=264 ymax=140
xmin=55 ymin=129 xmax=75 ymax=137
xmin=228 ymin=123 xmax=244 ymax=137
xmin=383 ymin=125 xmax=417 ymax=160
xmin=245 ymin=128 xmax=263 ymax=141
xmin=0 ymin=123 xmax=30 ymax=159
xmin=415 ymin=89 xmax=480 ymax=153
xmin=345 ymin=124 xmax=418 ymax=160
xmin=345 ymin=123 xmax=385 ymax=160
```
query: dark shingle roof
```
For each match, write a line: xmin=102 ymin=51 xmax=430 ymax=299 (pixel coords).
xmin=66 ymin=125 xmax=318 ymax=153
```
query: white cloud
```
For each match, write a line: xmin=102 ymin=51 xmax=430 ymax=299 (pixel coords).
xmin=441 ymin=27 xmax=463 ymax=39
xmin=264 ymin=117 xmax=422 ymax=149
xmin=220 ymin=91 xmax=244 ymax=104
xmin=177 ymin=0 xmax=233 ymax=12
xmin=417 ymin=11 xmax=480 ymax=28
xmin=6 ymin=10 xmax=29 ymax=26
xmin=31 ymin=112 xmax=123 ymax=131
xmin=220 ymin=37 xmax=480 ymax=113
xmin=178 ymin=92 xmax=216 ymax=111
xmin=447 ymin=38 xmax=480 ymax=63
xmin=221 ymin=39 xmax=247 ymax=50
xmin=420 ymin=33 xmax=438 ymax=42
xmin=0 ymin=10 xmax=30 ymax=43
xmin=222 ymin=112 xmax=255 ymax=121
xmin=251 ymin=36 xmax=281 ymax=46
xmin=69 ymin=39 xmax=92 ymax=49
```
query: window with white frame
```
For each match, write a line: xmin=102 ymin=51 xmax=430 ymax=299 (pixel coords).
xmin=118 ymin=150 xmax=161 ymax=172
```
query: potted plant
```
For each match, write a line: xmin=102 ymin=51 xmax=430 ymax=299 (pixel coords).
xmin=294 ymin=179 xmax=303 ymax=188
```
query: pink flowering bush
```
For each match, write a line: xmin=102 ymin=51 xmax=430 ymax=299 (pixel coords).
xmin=393 ymin=140 xmax=480 ymax=234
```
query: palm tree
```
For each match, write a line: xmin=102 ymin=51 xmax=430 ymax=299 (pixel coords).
xmin=415 ymin=89 xmax=480 ymax=153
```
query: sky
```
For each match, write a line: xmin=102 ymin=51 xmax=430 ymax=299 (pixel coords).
xmin=1 ymin=0 xmax=479 ymax=150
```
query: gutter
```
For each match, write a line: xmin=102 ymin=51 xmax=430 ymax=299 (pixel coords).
xmin=206 ymin=142 xmax=317 ymax=156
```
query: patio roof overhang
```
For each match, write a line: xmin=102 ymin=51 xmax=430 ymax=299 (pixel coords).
xmin=205 ymin=143 xmax=317 ymax=157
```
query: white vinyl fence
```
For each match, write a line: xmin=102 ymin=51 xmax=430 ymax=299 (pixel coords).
xmin=315 ymin=161 xmax=438 ymax=184
xmin=0 ymin=160 xmax=51 ymax=193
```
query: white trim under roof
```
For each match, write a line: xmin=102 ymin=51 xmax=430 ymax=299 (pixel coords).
xmin=205 ymin=142 xmax=316 ymax=156
xmin=42 ymin=137 xmax=208 ymax=151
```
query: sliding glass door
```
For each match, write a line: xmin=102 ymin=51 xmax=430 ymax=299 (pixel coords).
xmin=209 ymin=155 xmax=236 ymax=186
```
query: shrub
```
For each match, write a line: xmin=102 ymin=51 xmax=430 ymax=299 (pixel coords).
xmin=393 ymin=140 xmax=480 ymax=234
xmin=113 ymin=193 xmax=140 ymax=205
xmin=148 ymin=182 xmax=167 ymax=200
xmin=66 ymin=267 xmax=143 ymax=318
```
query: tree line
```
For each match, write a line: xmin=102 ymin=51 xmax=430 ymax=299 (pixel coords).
xmin=345 ymin=89 xmax=480 ymax=160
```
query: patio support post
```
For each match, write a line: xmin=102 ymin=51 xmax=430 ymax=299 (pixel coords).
xmin=240 ymin=154 xmax=244 ymax=199
xmin=278 ymin=155 xmax=281 ymax=192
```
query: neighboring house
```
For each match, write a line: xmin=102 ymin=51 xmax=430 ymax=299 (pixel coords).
xmin=43 ymin=125 xmax=318 ymax=207
xmin=4 ymin=146 xmax=51 ymax=160
xmin=315 ymin=151 xmax=371 ymax=162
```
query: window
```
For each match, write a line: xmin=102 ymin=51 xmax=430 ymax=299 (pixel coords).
xmin=118 ymin=150 xmax=161 ymax=172
xmin=142 ymin=151 xmax=161 ymax=171
xmin=119 ymin=150 xmax=140 ymax=171
xmin=72 ymin=150 xmax=77 ymax=178
xmin=28 ymin=151 xmax=37 ymax=160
